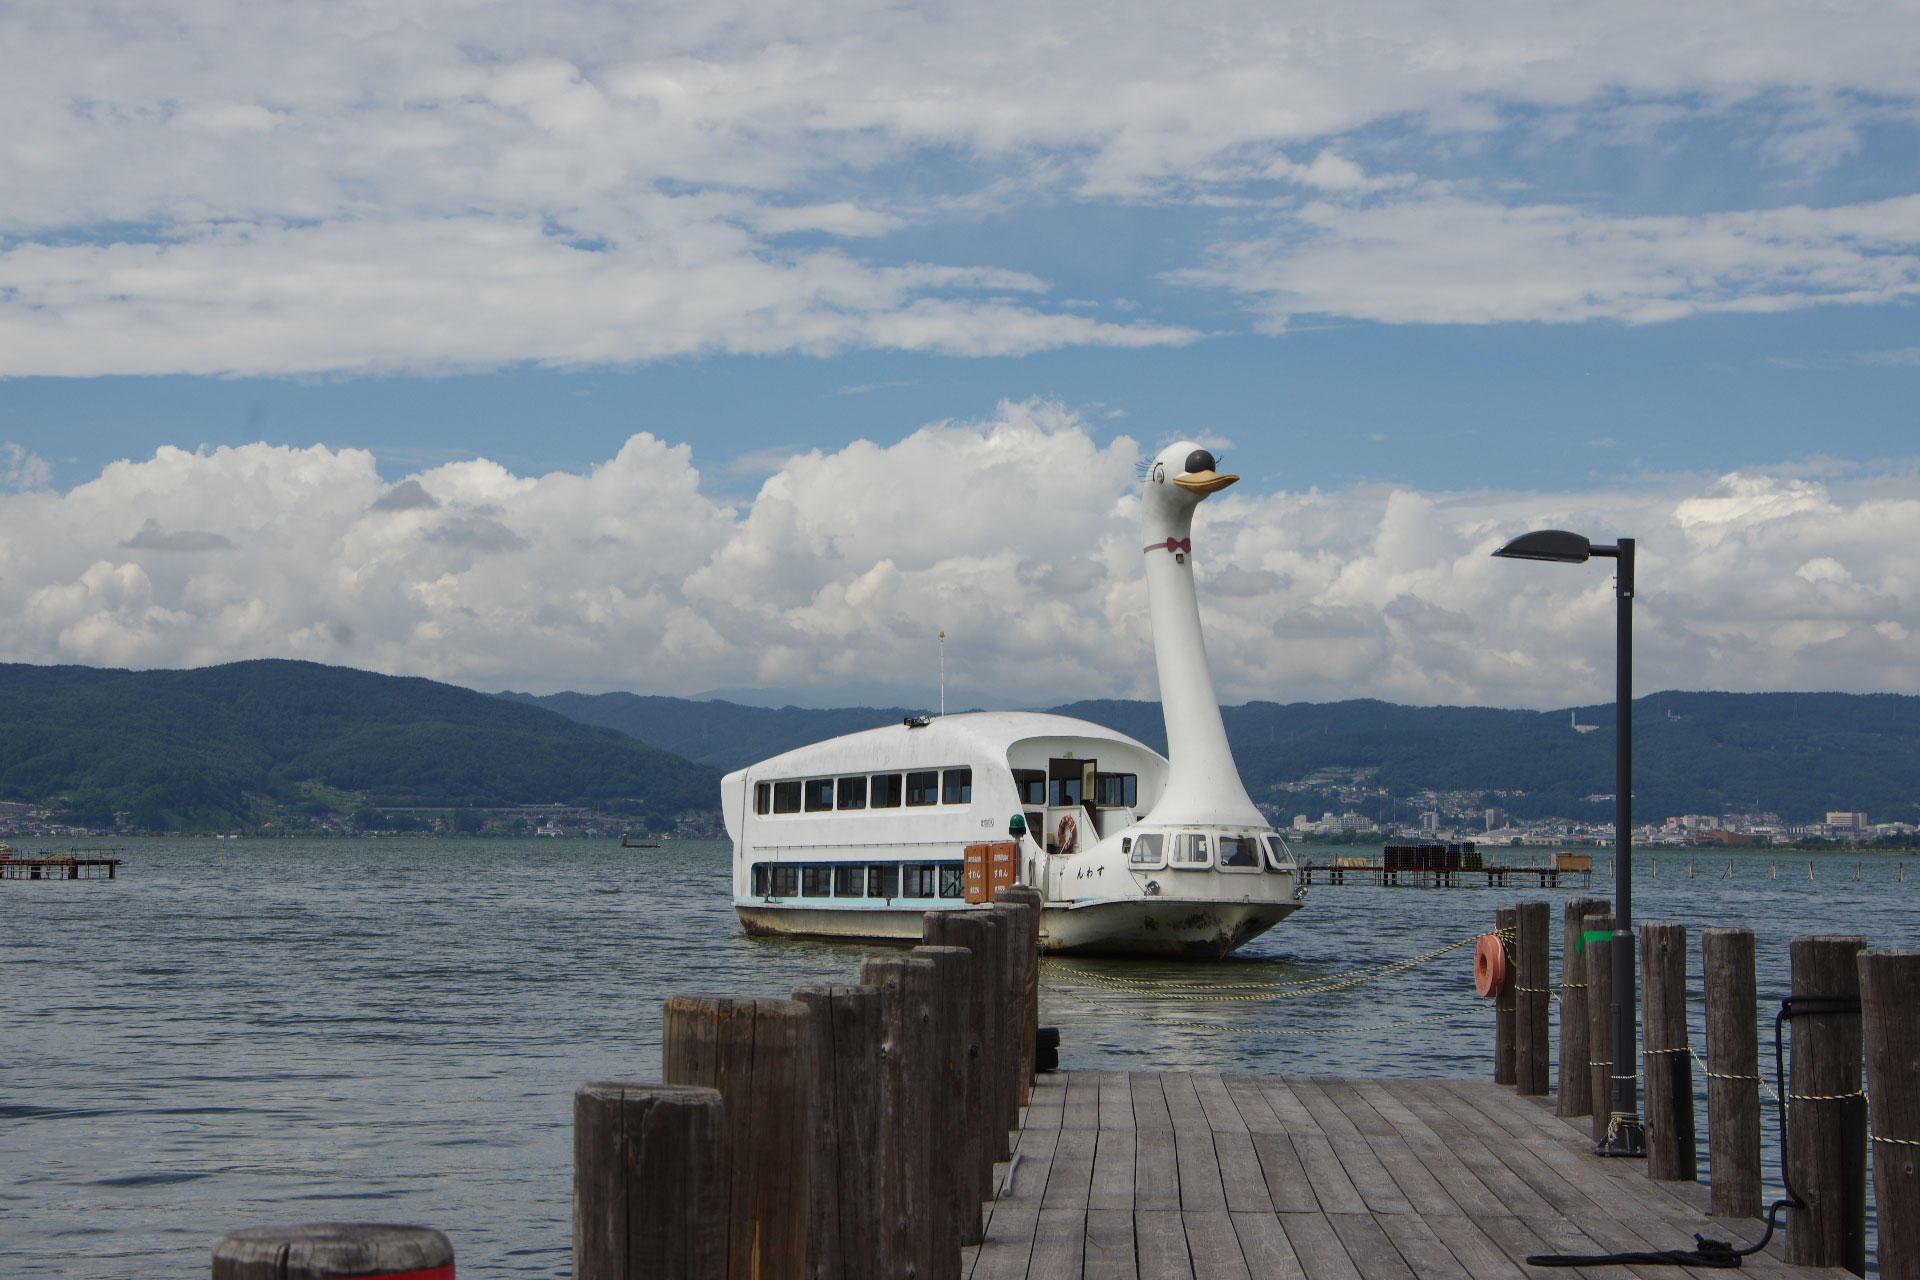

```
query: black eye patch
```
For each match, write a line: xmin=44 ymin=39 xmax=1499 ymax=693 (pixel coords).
xmin=1184 ymin=449 xmax=1216 ymax=474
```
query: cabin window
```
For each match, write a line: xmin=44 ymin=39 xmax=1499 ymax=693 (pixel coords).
xmin=1049 ymin=777 xmax=1082 ymax=807
xmin=836 ymin=776 xmax=867 ymax=809
xmin=802 ymin=866 xmax=833 ymax=897
xmin=867 ymin=865 xmax=900 ymax=899
xmin=1264 ymin=834 xmax=1295 ymax=871
xmin=942 ymin=767 xmax=972 ymax=804
xmin=770 ymin=865 xmax=799 ymax=896
xmin=834 ymin=865 xmax=865 ymax=897
xmin=1219 ymin=835 xmax=1261 ymax=869
xmin=754 ymin=782 xmax=771 ymax=815
xmin=902 ymin=864 xmax=936 ymax=898
xmin=905 ymin=770 xmax=940 ymax=807
xmin=1171 ymin=833 xmax=1211 ymax=867
xmin=772 ymin=781 xmax=802 ymax=814
xmin=1094 ymin=772 xmax=1137 ymax=808
xmin=1129 ymin=832 xmax=1164 ymax=867
xmin=1013 ymin=769 xmax=1046 ymax=805
xmin=751 ymin=863 xmax=769 ymax=895
xmin=938 ymin=865 xmax=965 ymax=898
xmin=804 ymin=778 xmax=835 ymax=812
xmin=870 ymin=773 xmax=904 ymax=808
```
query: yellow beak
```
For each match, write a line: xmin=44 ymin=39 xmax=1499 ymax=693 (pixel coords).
xmin=1175 ymin=470 xmax=1239 ymax=496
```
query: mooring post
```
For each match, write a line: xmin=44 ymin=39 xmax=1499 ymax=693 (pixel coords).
xmin=988 ymin=902 xmax=1029 ymax=1136
xmin=1557 ymin=895 xmax=1610 ymax=1118
xmin=923 ymin=911 xmax=995 ymax=1208
xmin=573 ymin=1083 xmax=727 ymax=1280
xmin=1640 ymin=923 xmax=1696 ymax=1181
xmin=859 ymin=953 xmax=937 ymax=1279
xmin=997 ymin=885 xmax=1044 ymax=1103
xmin=792 ymin=985 xmax=884 ymax=1280
xmin=975 ymin=909 xmax=1021 ymax=1159
xmin=662 ymin=995 xmax=814 ymax=1280
xmin=1859 ymin=949 xmax=1920 ymax=1280
xmin=1494 ymin=904 xmax=1517 ymax=1086
xmin=1584 ymin=911 xmax=1616 ymax=1145
xmin=1703 ymin=927 xmax=1761 ymax=1218
xmin=1515 ymin=900 xmax=1551 ymax=1095
xmin=912 ymin=944 xmax=976 ymax=1264
xmin=1787 ymin=935 xmax=1867 ymax=1275
xmin=213 ymin=1224 xmax=454 ymax=1280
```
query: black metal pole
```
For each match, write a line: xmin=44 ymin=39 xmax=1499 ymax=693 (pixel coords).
xmin=1601 ymin=538 xmax=1644 ymax=1155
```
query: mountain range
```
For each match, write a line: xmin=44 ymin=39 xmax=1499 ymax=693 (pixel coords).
xmin=0 ymin=659 xmax=1911 ymax=833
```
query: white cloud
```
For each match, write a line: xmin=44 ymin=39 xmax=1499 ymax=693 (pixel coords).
xmin=1178 ymin=192 xmax=1920 ymax=328
xmin=0 ymin=408 xmax=1915 ymax=708
xmin=3 ymin=1 xmax=1917 ymax=372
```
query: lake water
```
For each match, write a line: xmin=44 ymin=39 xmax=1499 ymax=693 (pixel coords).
xmin=3 ymin=837 xmax=1912 ymax=1277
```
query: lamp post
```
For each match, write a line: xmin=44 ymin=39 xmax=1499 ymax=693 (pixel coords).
xmin=1492 ymin=529 xmax=1645 ymax=1158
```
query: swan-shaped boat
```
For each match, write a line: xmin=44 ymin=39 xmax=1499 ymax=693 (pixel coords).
xmin=721 ymin=441 xmax=1305 ymax=957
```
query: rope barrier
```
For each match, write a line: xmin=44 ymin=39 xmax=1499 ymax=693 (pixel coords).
xmin=1041 ymin=929 xmax=1492 ymax=996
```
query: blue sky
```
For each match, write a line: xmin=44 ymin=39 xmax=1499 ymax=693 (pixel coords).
xmin=1 ymin=0 xmax=1916 ymax=708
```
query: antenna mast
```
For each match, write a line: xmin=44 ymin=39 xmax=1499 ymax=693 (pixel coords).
xmin=938 ymin=630 xmax=946 ymax=717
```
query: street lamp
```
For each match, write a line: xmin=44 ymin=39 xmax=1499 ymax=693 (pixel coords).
xmin=1492 ymin=529 xmax=1646 ymax=1158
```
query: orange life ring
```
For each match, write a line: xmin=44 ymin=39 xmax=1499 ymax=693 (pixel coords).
xmin=1473 ymin=933 xmax=1508 ymax=997
xmin=1057 ymin=815 xmax=1078 ymax=855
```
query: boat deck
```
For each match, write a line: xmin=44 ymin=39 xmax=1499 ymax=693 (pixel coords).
xmin=966 ymin=1070 xmax=1843 ymax=1279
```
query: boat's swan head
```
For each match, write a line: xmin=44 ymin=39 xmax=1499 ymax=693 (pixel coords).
xmin=1146 ymin=441 xmax=1238 ymax=512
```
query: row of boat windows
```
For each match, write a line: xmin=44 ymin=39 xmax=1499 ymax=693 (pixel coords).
xmin=749 ymin=861 xmax=967 ymax=900
xmin=1126 ymin=831 xmax=1294 ymax=871
xmin=754 ymin=768 xmax=973 ymax=815
xmin=753 ymin=767 xmax=1143 ymax=816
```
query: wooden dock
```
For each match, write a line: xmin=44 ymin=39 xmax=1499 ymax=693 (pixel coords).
xmin=0 ymin=851 xmax=121 ymax=879
xmin=967 ymin=1070 xmax=1843 ymax=1279
xmin=1301 ymin=862 xmax=1589 ymax=888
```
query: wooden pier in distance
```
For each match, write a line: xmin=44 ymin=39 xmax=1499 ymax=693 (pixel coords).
xmin=967 ymin=1070 xmax=1836 ymax=1279
xmin=0 ymin=850 xmax=121 ymax=879
xmin=1301 ymin=861 xmax=1590 ymax=888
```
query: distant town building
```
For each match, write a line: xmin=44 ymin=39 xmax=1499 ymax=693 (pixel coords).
xmin=1826 ymin=811 xmax=1868 ymax=831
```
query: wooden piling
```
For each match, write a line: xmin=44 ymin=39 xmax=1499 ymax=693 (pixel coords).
xmin=912 ymin=943 xmax=977 ymax=1260
xmin=987 ymin=902 xmax=1028 ymax=1135
xmin=923 ymin=911 xmax=995 ymax=1209
xmin=1640 ymin=922 xmax=1696 ymax=1181
xmin=663 ymin=995 xmax=814 ymax=1280
xmin=997 ymin=885 xmax=1044 ymax=1103
xmin=1494 ymin=904 xmax=1517 ymax=1087
xmin=213 ymin=1224 xmax=453 ymax=1280
xmin=1859 ymin=949 xmax=1920 ymax=1280
xmin=1556 ymin=895 xmax=1610 ymax=1118
xmin=859 ymin=953 xmax=937 ymax=1279
xmin=573 ymin=1083 xmax=727 ymax=1280
xmin=1786 ymin=935 xmax=1866 ymax=1274
xmin=792 ymin=985 xmax=883 ymax=1280
xmin=974 ymin=909 xmax=1015 ymax=1159
xmin=1703 ymin=926 xmax=1762 ymax=1218
xmin=1514 ymin=900 xmax=1551 ymax=1095
xmin=1584 ymin=911 xmax=1615 ymax=1145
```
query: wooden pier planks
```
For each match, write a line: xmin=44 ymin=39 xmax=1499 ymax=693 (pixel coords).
xmin=966 ymin=1071 xmax=1847 ymax=1280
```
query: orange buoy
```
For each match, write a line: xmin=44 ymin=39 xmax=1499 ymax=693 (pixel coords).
xmin=1473 ymin=932 xmax=1508 ymax=998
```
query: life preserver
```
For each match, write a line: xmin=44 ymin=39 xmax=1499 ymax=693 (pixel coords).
xmin=1057 ymin=815 xmax=1078 ymax=855
xmin=1473 ymin=933 xmax=1508 ymax=998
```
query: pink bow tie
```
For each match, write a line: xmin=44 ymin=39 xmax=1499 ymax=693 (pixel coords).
xmin=1144 ymin=537 xmax=1191 ymax=555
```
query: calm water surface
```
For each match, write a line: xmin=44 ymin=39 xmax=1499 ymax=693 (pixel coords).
xmin=3 ymin=838 xmax=1912 ymax=1277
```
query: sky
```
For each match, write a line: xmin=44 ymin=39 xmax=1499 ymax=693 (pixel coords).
xmin=2 ymin=0 xmax=1917 ymax=711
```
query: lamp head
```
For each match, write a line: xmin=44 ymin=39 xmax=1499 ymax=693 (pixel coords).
xmin=1492 ymin=529 xmax=1592 ymax=564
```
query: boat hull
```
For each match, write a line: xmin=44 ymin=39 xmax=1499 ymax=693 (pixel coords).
xmin=735 ymin=891 xmax=1300 ymax=960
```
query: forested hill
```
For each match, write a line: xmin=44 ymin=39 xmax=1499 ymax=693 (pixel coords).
xmin=504 ymin=688 xmax=1920 ymax=826
xmin=0 ymin=660 xmax=717 ymax=831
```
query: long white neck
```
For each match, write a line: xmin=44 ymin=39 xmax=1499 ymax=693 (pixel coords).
xmin=1140 ymin=499 xmax=1266 ymax=829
